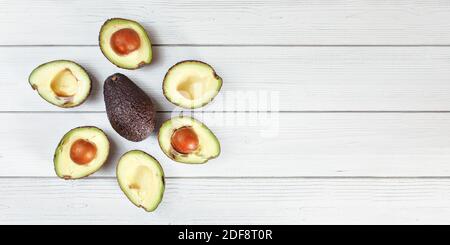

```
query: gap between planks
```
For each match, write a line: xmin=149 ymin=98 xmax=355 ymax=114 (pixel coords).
xmin=3 ymin=44 xmax=450 ymax=48
xmin=4 ymin=176 xmax=450 ymax=180
xmin=4 ymin=111 xmax=450 ymax=114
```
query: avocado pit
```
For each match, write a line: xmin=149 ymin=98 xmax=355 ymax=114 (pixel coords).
xmin=50 ymin=68 xmax=78 ymax=97
xmin=110 ymin=28 xmax=141 ymax=56
xmin=70 ymin=139 xmax=97 ymax=165
xmin=171 ymin=126 xmax=199 ymax=154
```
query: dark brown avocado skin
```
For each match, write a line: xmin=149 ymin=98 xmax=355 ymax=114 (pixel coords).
xmin=104 ymin=73 xmax=156 ymax=142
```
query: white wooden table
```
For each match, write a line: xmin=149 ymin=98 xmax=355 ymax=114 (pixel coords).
xmin=2 ymin=0 xmax=450 ymax=224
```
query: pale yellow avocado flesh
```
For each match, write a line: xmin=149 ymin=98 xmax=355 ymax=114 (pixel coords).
xmin=163 ymin=61 xmax=222 ymax=109
xmin=117 ymin=150 xmax=165 ymax=212
xmin=54 ymin=127 xmax=110 ymax=179
xmin=158 ymin=116 xmax=221 ymax=164
xmin=51 ymin=69 xmax=78 ymax=97
xmin=99 ymin=18 xmax=152 ymax=69
xmin=29 ymin=60 xmax=91 ymax=108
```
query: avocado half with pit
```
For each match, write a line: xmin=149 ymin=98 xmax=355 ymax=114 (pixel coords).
xmin=29 ymin=60 xmax=91 ymax=108
xmin=158 ymin=116 xmax=220 ymax=164
xmin=163 ymin=60 xmax=222 ymax=109
xmin=117 ymin=150 xmax=165 ymax=212
xmin=54 ymin=126 xmax=110 ymax=179
xmin=99 ymin=18 xmax=152 ymax=69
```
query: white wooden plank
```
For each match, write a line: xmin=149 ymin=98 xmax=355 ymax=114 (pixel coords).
xmin=3 ymin=46 xmax=450 ymax=111
xmin=1 ymin=177 xmax=450 ymax=224
xmin=2 ymin=112 xmax=450 ymax=177
xmin=2 ymin=0 xmax=450 ymax=45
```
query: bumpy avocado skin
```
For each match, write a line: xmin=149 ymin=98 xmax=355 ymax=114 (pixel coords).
xmin=104 ymin=73 xmax=156 ymax=142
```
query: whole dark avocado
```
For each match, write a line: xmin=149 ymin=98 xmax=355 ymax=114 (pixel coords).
xmin=104 ymin=73 xmax=156 ymax=142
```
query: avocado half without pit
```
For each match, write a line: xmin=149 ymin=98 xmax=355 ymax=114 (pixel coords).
xmin=29 ymin=60 xmax=91 ymax=108
xmin=99 ymin=18 xmax=152 ymax=69
xmin=117 ymin=150 xmax=165 ymax=212
xmin=54 ymin=126 xmax=110 ymax=179
xmin=163 ymin=60 xmax=223 ymax=109
xmin=158 ymin=116 xmax=220 ymax=164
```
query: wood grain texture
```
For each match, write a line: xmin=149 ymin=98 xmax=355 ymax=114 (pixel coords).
xmin=2 ymin=112 xmax=450 ymax=177
xmin=1 ymin=177 xmax=450 ymax=224
xmin=4 ymin=46 xmax=450 ymax=112
xmin=3 ymin=0 xmax=450 ymax=225
xmin=2 ymin=0 xmax=450 ymax=45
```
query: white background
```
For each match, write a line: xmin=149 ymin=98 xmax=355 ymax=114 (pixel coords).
xmin=2 ymin=0 xmax=450 ymax=224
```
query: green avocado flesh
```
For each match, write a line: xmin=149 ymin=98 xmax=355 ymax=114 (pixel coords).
xmin=163 ymin=60 xmax=222 ymax=109
xmin=99 ymin=18 xmax=152 ymax=69
xmin=29 ymin=60 xmax=91 ymax=108
xmin=158 ymin=116 xmax=221 ymax=164
xmin=54 ymin=126 xmax=110 ymax=179
xmin=117 ymin=150 xmax=165 ymax=212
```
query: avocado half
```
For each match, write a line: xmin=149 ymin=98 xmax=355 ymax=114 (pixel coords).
xmin=158 ymin=116 xmax=220 ymax=164
xmin=54 ymin=126 xmax=110 ymax=179
xmin=117 ymin=150 xmax=165 ymax=212
xmin=163 ymin=60 xmax=223 ymax=109
xmin=29 ymin=60 xmax=92 ymax=108
xmin=99 ymin=18 xmax=152 ymax=69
